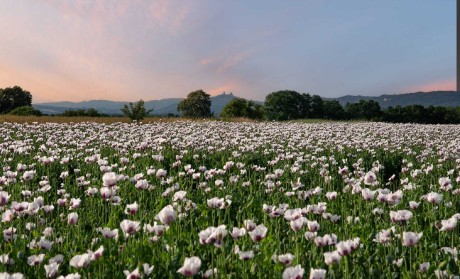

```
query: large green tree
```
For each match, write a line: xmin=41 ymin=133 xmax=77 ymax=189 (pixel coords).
xmin=220 ymin=98 xmax=264 ymax=120
xmin=0 ymin=86 xmax=32 ymax=114
xmin=264 ymin=90 xmax=304 ymax=121
xmin=310 ymin=95 xmax=324 ymax=118
xmin=177 ymin=90 xmax=212 ymax=118
xmin=323 ymin=100 xmax=345 ymax=120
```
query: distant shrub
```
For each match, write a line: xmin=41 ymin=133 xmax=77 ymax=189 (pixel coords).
xmin=9 ymin=106 xmax=43 ymax=116
xmin=61 ymin=108 xmax=107 ymax=117
xmin=121 ymin=100 xmax=153 ymax=122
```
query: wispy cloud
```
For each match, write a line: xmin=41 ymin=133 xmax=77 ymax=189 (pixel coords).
xmin=199 ymin=50 xmax=252 ymax=74
xmin=147 ymin=0 xmax=191 ymax=34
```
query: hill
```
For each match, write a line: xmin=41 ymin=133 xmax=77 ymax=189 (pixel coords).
xmin=335 ymin=91 xmax=459 ymax=109
xmin=33 ymin=91 xmax=460 ymax=115
xmin=33 ymin=93 xmax=238 ymax=116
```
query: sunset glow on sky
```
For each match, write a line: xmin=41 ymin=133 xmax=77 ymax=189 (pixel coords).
xmin=0 ymin=1 xmax=455 ymax=103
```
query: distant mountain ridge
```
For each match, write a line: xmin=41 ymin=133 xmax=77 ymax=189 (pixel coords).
xmin=33 ymin=93 xmax=237 ymax=116
xmin=335 ymin=91 xmax=459 ymax=109
xmin=33 ymin=91 xmax=459 ymax=115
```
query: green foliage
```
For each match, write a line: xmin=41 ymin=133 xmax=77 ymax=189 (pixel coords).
xmin=345 ymin=100 xmax=382 ymax=120
xmin=121 ymin=99 xmax=153 ymax=121
xmin=0 ymin=86 xmax=33 ymax=114
xmin=264 ymin=90 xmax=325 ymax=121
xmin=264 ymin=90 xmax=304 ymax=120
xmin=383 ymin=105 xmax=460 ymax=124
xmin=309 ymin=94 xmax=324 ymax=118
xmin=61 ymin=108 xmax=108 ymax=117
xmin=323 ymin=100 xmax=345 ymax=120
xmin=8 ymin=106 xmax=43 ymax=116
xmin=220 ymin=98 xmax=264 ymax=119
xmin=177 ymin=90 xmax=212 ymax=118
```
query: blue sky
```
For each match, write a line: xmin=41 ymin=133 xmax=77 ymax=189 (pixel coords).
xmin=0 ymin=0 xmax=455 ymax=103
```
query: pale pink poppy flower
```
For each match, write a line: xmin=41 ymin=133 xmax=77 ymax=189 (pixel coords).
xmin=173 ymin=191 xmax=187 ymax=201
xmin=282 ymin=265 xmax=304 ymax=279
xmin=156 ymin=169 xmax=167 ymax=178
xmin=409 ymin=201 xmax=420 ymax=209
xmin=207 ymin=197 xmax=225 ymax=209
xmin=177 ymin=256 xmax=201 ymax=277
xmin=2 ymin=209 xmax=14 ymax=222
xmin=402 ymin=232 xmax=422 ymax=246
xmin=143 ymin=263 xmax=154 ymax=276
xmin=373 ymin=228 xmax=393 ymax=245
xmin=27 ymin=254 xmax=45 ymax=266
xmin=304 ymin=231 xmax=317 ymax=241
xmin=248 ymin=224 xmax=267 ymax=242
xmin=156 ymin=205 xmax=176 ymax=226
xmin=124 ymin=202 xmax=139 ymax=215
xmin=361 ymin=188 xmax=376 ymax=201
xmin=100 ymin=187 xmax=112 ymax=199
xmin=393 ymin=258 xmax=403 ymax=267
xmin=439 ymin=217 xmax=457 ymax=232
xmin=390 ymin=210 xmax=413 ymax=224
xmin=0 ymin=254 xmax=14 ymax=265
xmin=426 ymin=192 xmax=443 ymax=204
xmin=3 ymin=227 xmax=17 ymax=241
xmin=49 ymin=254 xmax=64 ymax=264
xmin=67 ymin=213 xmax=78 ymax=225
xmin=12 ymin=201 xmax=29 ymax=213
xmin=198 ymin=225 xmax=227 ymax=247
xmin=419 ymin=262 xmax=430 ymax=273
xmin=69 ymin=253 xmax=92 ymax=268
xmin=38 ymin=238 xmax=53 ymax=250
xmin=309 ymin=268 xmax=326 ymax=279
xmin=290 ymin=218 xmax=306 ymax=232
xmin=120 ymin=220 xmax=140 ymax=237
xmin=307 ymin=220 xmax=319 ymax=232
xmin=123 ymin=268 xmax=141 ymax=279
xmin=325 ymin=191 xmax=337 ymax=200
xmin=284 ymin=208 xmax=302 ymax=221
xmin=102 ymin=172 xmax=118 ymax=187
xmin=438 ymin=177 xmax=451 ymax=188
xmin=69 ymin=198 xmax=81 ymax=210
xmin=324 ymin=251 xmax=341 ymax=265
xmin=91 ymin=246 xmax=104 ymax=261
xmin=135 ymin=180 xmax=149 ymax=190
xmin=203 ymin=268 xmax=217 ymax=278
xmin=277 ymin=253 xmax=294 ymax=266
xmin=22 ymin=170 xmax=36 ymax=181
xmin=0 ymin=191 xmax=10 ymax=206
xmin=363 ymin=171 xmax=378 ymax=186
xmin=144 ymin=222 xmax=166 ymax=236
xmin=238 ymin=250 xmax=254 ymax=261
xmin=243 ymin=220 xmax=257 ymax=231
xmin=229 ymin=227 xmax=246 ymax=239
xmin=99 ymin=228 xmax=119 ymax=240
xmin=44 ymin=262 xmax=60 ymax=278
xmin=338 ymin=166 xmax=348 ymax=175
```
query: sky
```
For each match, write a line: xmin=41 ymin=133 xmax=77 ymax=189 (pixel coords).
xmin=0 ymin=1 xmax=456 ymax=103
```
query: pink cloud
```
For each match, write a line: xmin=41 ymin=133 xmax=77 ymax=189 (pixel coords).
xmin=404 ymin=79 xmax=456 ymax=92
xmin=147 ymin=0 xmax=191 ymax=34
xmin=199 ymin=50 xmax=252 ymax=74
xmin=207 ymin=82 xmax=240 ymax=96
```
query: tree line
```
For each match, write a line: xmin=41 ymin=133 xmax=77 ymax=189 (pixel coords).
xmin=1 ymin=86 xmax=460 ymax=124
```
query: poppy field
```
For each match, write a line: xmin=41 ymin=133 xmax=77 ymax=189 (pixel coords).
xmin=1 ymin=121 xmax=459 ymax=278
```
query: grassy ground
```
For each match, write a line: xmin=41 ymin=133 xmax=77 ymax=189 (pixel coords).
xmin=0 ymin=115 xmax=261 ymax=124
xmin=0 ymin=115 xmax=358 ymax=124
